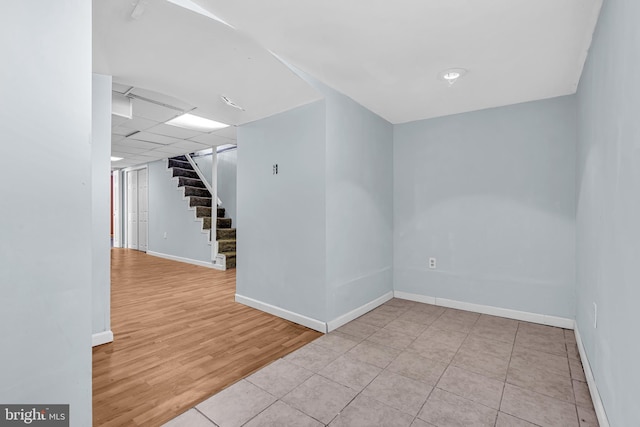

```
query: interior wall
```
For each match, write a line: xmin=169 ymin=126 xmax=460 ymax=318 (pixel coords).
xmin=324 ymin=86 xmax=394 ymax=320
xmin=394 ymin=96 xmax=577 ymax=318
xmin=194 ymin=149 xmax=237 ymax=225
xmin=92 ymin=73 xmax=112 ymax=338
xmin=575 ymin=0 xmax=640 ymax=424
xmin=237 ymin=101 xmax=327 ymax=321
xmin=147 ymin=160 xmax=212 ymax=263
xmin=0 ymin=1 xmax=93 ymax=424
xmin=217 ymin=149 xmax=238 ymax=225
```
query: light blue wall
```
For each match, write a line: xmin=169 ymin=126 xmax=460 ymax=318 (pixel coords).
xmin=575 ymin=0 xmax=640 ymax=424
xmin=237 ymin=101 xmax=327 ymax=321
xmin=394 ymin=96 xmax=577 ymax=318
xmin=217 ymin=149 xmax=238 ymax=226
xmin=0 ymin=2 xmax=92 ymax=425
xmin=324 ymin=87 xmax=394 ymax=320
xmin=194 ymin=149 xmax=238 ymax=225
xmin=148 ymin=160 xmax=212 ymax=263
xmin=92 ymin=74 xmax=112 ymax=337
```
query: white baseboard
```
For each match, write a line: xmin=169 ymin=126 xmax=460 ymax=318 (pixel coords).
xmin=235 ymin=294 xmax=327 ymax=333
xmin=393 ymin=291 xmax=436 ymax=305
xmin=575 ymin=327 xmax=610 ymax=427
xmin=393 ymin=291 xmax=575 ymax=329
xmin=92 ymin=330 xmax=113 ymax=347
xmin=327 ymin=291 xmax=394 ymax=332
xmin=147 ymin=251 xmax=219 ymax=269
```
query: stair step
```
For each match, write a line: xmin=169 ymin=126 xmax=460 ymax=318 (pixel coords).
xmin=218 ymin=239 xmax=236 ymax=252
xmin=178 ymin=176 xmax=206 ymax=188
xmin=189 ymin=197 xmax=212 ymax=208
xmin=217 ymin=217 xmax=232 ymax=229
xmin=216 ymin=228 xmax=236 ymax=240
xmin=220 ymin=251 xmax=236 ymax=269
xmin=217 ymin=207 xmax=225 ymax=218
xmin=195 ymin=206 xmax=211 ymax=218
xmin=172 ymin=155 xmax=189 ymax=162
xmin=202 ymin=217 xmax=211 ymax=230
xmin=168 ymin=158 xmax=193 ymax=170
xmin=172 ymin=167 xmax=199 ymax=179
xmin=184 ymin=186 xmax=211 ymax=198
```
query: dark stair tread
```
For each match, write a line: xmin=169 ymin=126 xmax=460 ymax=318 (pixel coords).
xmin=217 ymin=218 xmax=232 ymax=228
xmin=196 ymin=206 xmax=212 ymax=217
xmin=190 ymin=197 xmax=212 ymax=207
xmin=172 ymin=168 xmax=200 ymax=179
xmin=184 ymin=186 xmax=211 ymax=197
xmin=178 ymin=177 xmax=207 ymax=188
xmin=219 ymin=251 xmax=236 ymax=257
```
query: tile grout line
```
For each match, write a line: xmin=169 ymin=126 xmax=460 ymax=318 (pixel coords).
xmin=493 ymin=321 xmax=519 ymax=427
xmin=193 ymin=406 xmax=219 ymax=427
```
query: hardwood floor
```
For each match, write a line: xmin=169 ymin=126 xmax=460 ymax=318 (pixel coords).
xmin=93 ymin=249 xmax=322 ymax=426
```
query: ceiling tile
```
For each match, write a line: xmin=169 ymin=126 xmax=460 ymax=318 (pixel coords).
xmin=112 ymin=125 xmax=137 ymax=136
xmin=111 ymin=144 xmax=148 ymax=154
xmin=132 ymin=98 xmax=182 ymax=122
xmin=111 ymin=134 xmax=126 ymax=143
xmin=147 ymin=123 xmax=204 ymax=139
xmin=119 ymin=138 xmax=164 ymax=150
xmin=118 ymin=115 xmax=160 ymax=132
xmin=189 ymin=132 xmax=234 ymax=146
xmin=151 ymin=145 xmax=192 ymax=155
xmin=171 ymin=140 xmax=211 ymax=151
xmin=210 ymin=126 xmax=237 ymax=140
xmin=111 ymin=114 xmax=129 ymax=127
xmin=129 ymin=131 xmax=181 ymax=145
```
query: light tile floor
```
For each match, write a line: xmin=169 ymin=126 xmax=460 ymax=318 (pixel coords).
xmin=163 ymin=299 xmax=599 ymax=427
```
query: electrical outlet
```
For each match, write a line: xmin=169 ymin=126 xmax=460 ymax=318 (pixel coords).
xmin=163 ymin=231 xmax=167 ymax=239
xmin=429 ymin=258 xmax=436 ymax=269
xmin=593 ymin=302 xmax=597 ymax=328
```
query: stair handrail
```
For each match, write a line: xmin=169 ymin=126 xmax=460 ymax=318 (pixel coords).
xmin=184 ymin=153 xmax=222 ymax=206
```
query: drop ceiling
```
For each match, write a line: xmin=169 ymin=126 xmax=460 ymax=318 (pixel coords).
xmin=94 ymin=0 xmax=603 ymax=167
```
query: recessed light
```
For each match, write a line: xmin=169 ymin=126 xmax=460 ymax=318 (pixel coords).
xmin=111 ymin=156 xmax=123 ymax=162
xmin=438 ymin=68 xmax=467 ymax=85
xmin=166 ymin=113 xmax=229 ymax=132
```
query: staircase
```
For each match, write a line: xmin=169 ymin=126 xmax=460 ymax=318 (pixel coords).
xmin=167 ymin=155 xmax=236 ymax=269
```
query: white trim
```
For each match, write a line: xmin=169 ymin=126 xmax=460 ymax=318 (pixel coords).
xmin=393 ymin=291 xmax=436 ymax=305
xmin=235 ymin=294 xmax=327 ymax=333
xmin=393 ymin=291 xmax=575 ymax=329
xmin=326 ymin=291 xmax=394 ymax=332
xmin=575 ymin=327 xmax=611 ymax=427
xmin=147 ymin=250 xmax=223 ymax=270
xmin=92 ymin=330 xmax=113 ymax=347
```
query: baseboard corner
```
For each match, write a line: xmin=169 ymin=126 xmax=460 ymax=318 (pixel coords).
xmin=92 ymin=330 xmax=113 ymax=347
xmin=574 ymin=327 xmax=611 ymax=427
xmin=235 ymin=294 xmax=327 ymax=333
xmin=326 ymin=291 xmax=394 ymax=332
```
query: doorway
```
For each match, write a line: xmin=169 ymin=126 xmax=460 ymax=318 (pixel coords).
xmin=125 ymin=167 xmax=148 ymax=251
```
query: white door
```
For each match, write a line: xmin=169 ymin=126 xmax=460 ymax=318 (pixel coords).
xmin=112 ymin=171 xmax=121 ymax=248
xmin=137 ymin=168 xmax=148 ymax=252
xmin=126 ymin=170 xmax=138 ymax=250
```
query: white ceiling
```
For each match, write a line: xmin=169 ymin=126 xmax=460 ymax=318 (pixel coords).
xmin=95 ymin=0 xmax=603 ymax=167
xmin=109 ymin=85 xmax=237 ymax=169
xmin=193 ymin=0 xmax=602 ymax=123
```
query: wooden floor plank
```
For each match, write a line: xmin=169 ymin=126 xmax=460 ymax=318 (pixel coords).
xmin=93 ymin=249 xmax=321 ymax=426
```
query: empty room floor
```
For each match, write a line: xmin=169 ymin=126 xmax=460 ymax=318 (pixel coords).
xmin=164 ymin=298 xmax=599 ymax=427
xmin=93 ymin=249 xmax=321 ymax=426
